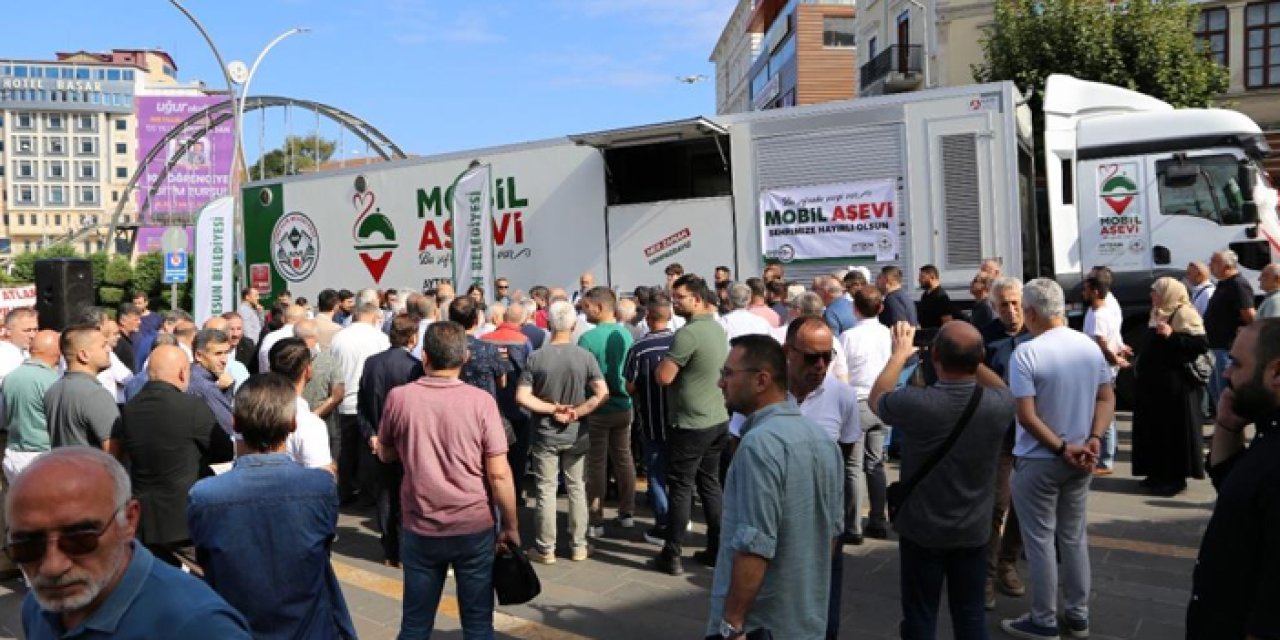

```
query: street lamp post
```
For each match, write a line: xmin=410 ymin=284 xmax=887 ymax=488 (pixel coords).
xmin=236 ymin=28 xmax=310 ymax=182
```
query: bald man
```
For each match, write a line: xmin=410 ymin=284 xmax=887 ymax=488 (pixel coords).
xmin=204 ymin=316 xmax=249 ymax=390
xmin=869 ymin=321 xmax=1016 ymax=639
xmin=118 ymin=345 xmax=232 ymax=566
xmin=258 ymin=305 xmax=307 ymax=374
xmin=9 ymin=447 xmax=250 ymax=638
xmin=2 ymin=331 xmax=61 ymax=482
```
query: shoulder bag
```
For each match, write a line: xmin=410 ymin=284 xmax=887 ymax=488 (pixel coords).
xmin=886 ymin=386 xmax=984 ymax=522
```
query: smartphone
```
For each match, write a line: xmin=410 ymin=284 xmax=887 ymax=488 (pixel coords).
xmin=912 ymin=327 xmax=939 ymax=348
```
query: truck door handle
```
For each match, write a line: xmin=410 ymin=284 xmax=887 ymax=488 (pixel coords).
xmin=1153 ymin=245 xmax=1171 ymax=265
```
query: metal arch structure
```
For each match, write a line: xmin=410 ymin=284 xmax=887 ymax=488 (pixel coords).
xmin=92 ymin=95 xmax=408 ymax=253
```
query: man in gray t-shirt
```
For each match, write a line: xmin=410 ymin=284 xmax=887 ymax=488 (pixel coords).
xmin=870 ymin=320 xmax=1015 ymax=640
xmin=44 ymin=325 xmax=119 ymax=451
xmin=516 ymin=301 xmax=608 ymax=563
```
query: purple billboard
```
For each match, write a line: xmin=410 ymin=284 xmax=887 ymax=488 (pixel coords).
xmin=134 ymin=96 xmax=234 ymax=221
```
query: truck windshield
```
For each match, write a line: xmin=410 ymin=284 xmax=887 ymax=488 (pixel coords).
xmin=1156 ymin=154 xmax=1247 ymax=225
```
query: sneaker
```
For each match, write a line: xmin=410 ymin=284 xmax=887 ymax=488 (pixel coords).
xmin=692 ymin=549 xmax=718 ymax=567
xmin=996 ymin=564 xmax=1026 ymax=597
xmin=984 ymin=579 xmax=996 ymax=611
xmin=686 ymin=521 xmax=693 ymax=532
xmin=616 ymin=514 xmax=635 ymax=528
xmin=643 ymin=526 xmax=669 ymax=546
xmin=570 ymin=545 xmax=593 ymax=561
xmin=1001 ymin=614 xmax=1060 ymax=640
xmin=527 ymin=549 xmax=557 ymax=565
xmin=651 ymin=552 xmax=684 ymax=576
xmin=587 ymin=525 xmax=605 ymax=539
xmin=1061 ymin=617 xmax=1089 ymax=639
xmin=864 ymin=524 xmax=889 ymax=540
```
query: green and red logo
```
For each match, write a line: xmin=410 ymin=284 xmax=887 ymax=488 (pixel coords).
xmin=1100 ymin=165 xmax=1139 ymax=215
xmin=351 ymin=175 xmax=397 ymax=283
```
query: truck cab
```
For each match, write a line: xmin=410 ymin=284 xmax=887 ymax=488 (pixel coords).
xmin=1042 ymin=74 xmax=1280 ymax=309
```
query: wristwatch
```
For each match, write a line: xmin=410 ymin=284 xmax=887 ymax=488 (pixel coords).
xmin=719 ymin=619 xmax=745 ymax=639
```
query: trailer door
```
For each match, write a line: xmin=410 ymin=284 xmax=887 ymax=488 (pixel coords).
xmin=923 ymin=113 xmax=996 ymax=284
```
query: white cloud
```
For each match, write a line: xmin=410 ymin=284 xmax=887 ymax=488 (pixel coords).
xmin=384 ymin=0 xmax=507 ymax=47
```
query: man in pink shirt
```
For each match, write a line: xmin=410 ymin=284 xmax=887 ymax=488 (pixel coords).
xmin=377 ymin=321 xmax=520 ymax=638
xmin=746 ymin=277 xmax=782 ymax=328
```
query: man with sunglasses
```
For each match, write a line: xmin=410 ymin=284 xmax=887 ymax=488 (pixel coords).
xmin=9 ymin=446 xmax=250 ymax=638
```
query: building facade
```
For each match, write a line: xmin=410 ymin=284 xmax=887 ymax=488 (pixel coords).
xmin=711 ymin=0 xmax=858 ymax=115
xmin=0 ymin=49 xmax=204 ymax=259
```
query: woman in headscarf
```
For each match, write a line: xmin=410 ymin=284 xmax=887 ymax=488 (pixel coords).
xmin=1131 ymin=277 xmax=1209 ymax=496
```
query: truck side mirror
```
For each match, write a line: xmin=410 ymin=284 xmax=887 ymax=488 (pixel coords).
xmin=1162 ymin=163 xmax=1199 ymax=188
xmin=1238 ymin=161 xmax=1259 ymax=194
xmin=1241 ymin=202 xmax=1259 ymax=224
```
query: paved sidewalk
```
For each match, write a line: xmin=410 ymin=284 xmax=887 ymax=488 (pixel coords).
xmin=0 ymin=415 xmax=1213 ymax=639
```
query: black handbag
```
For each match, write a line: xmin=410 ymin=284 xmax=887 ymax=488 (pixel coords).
xmin=886 ymin=386 xmax=984 ymax=522
xmin=493 ymin=546 xmax=541 ymax=605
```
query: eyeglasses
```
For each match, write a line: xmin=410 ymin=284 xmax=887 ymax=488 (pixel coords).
xmin=796 ymin=349 xmax=835 ymax=366
xmin=496 ymin=285 xmax=509 ymax=290
xmin=6 ymin=504 xmax=123 ymax=564
xmin=720 ymin=367 xmax=762 ymax=378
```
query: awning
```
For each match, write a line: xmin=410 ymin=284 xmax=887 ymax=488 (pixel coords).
xmin=570 ymin=117 xmax=727 ymax=150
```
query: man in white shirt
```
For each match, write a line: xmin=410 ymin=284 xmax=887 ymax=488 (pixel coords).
xmin=1185 ymin=261 xmax=1216 ymax=317
xmin=1082 ymin=267 xmax=1130 ymax=474
xmin=237 ymin=287 xmax=264 ymax=344
xmin=719 ymin=283 xmax=772 ymax=342
xmin=0 ymin=308 xmax=38 ymax=385
xmin=329 ymin=302 xmax=390 ymax=504
xmin=776 ymin=292 xmax=849 ymax=382
xmin=838 ymin=286 xmax=893 ymax=542
xmin=267 ymin=336 xmax=335 ymax=475
xmin=257 ymin=305 xmax=306 ymax=374
xmin=97 ymin=319 xmax=134 ymax=405
xmin=1001 ymin=279 xmax=1114 ymax=640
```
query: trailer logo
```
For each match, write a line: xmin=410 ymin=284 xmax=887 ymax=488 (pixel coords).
xmin=1099 ymin=165 xmax=1139 ymax=215
xmin=271 ymin=212 xmax=320 ymax=282
xmin=351 ymin=175 xmax=398 ymax=284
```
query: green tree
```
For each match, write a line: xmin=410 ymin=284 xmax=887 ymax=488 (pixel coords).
xmin=974 ymin=0 xmax=1229 ymax=134
xmin=10 ymin=245 xmax=79 ymax=283
xmin=99 ymin=255 xmax=134 ymax=308
xmin=248 ymin=134 xmax=337 ymax=180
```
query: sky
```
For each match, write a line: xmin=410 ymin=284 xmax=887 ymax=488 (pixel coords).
xmin=5 ymin=0 xmax=736 ymax=161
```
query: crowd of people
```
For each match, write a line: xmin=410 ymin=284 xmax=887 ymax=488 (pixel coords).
xmin=0 ymin=249 xmax=1276 ymax=640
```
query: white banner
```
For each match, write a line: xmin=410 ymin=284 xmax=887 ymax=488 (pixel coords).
xmin=193 ymin=196 xmax=235 ymax=325
xmin=759 ymin=179 xmax=898 ymax=263
xmin=451 ymin=165 xmax=495 ymax=299
xmin=0 ymin=285 xmax=36 ymax=323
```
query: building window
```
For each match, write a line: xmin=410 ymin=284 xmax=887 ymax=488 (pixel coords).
xmin=76 ymin=114 xmax=95 ymax=131
xmin=78 ymin=161 xmax=97 ymax=180
xmin=46 ymin=161 xmax=64 ymax=179
xmin=114 ymin=119 xmax=127 ymax=131
xmin=17 ymin=186 xmax=35 ymax=205
xmin=15 ymin=113 xmax=32 ymax=129
xmin=46 ymin=114 xmax=64 ymax=131
xmin=1247 ymin=1 xmax=1280 ymax=87
xmin=46 ymin=137 xmax=66 ymax=155
xmin=115 ymin=142 xmax=127 ymax=154
xmin=78 ymin=137 xmax=96 ymax=155
xmin=115 ymin=166 xmax=127 ymax=179
xmin=113 ymin=191 xmax=120 ymax=203
xmin=1196 ymin=8 xmax=1230 ymax=67
xmin=123 ymin=70 xmax=135 ymax=81
xmin=17 ymin=214 xmax=25 ymax=225
xmin=17 ymin=160 xmax=33 ymax=179
xmin=78 ymin=186 xmax=98 ymax=205
xmin=869 ymin=36 xmax=879 ymax=58
xmin=54 ymin=213 xmax=61 ymax=225
xmin=16 ymin=137 xmax=33 ymax=155
xmin=824 ymin=16 xmax=857 ymax=47
xmin=47 ymin=186 xmax=65 ymax=205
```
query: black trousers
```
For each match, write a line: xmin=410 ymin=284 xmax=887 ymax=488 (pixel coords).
xmin=376 ymin=461 xmax=404 ymax=562
xmin=663 ymin=422 xmax=728 ymax=558
xmin=337 ymin=414 xmax=377 ymax=502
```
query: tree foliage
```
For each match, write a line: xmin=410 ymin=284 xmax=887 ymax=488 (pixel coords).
xmin=974 ymin=0 xmax=1229 ymax=128
xmin=248 ymin=134 xmax=337 ymax=181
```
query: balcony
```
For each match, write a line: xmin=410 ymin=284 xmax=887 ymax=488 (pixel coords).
xmin=860 ymin=45 xmax=924 ymax=95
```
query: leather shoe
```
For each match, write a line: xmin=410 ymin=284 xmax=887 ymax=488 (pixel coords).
xmin=651 ymin=552 xmax=684 ymax=576
xmin=692 ymin=550 xmax=717 ymax=567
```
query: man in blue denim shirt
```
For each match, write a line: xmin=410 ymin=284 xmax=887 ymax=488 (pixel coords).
xmin=11 ymin=447 xmax=250 ymax=639
xmin=188 ymin=374 xmax=356 ymax=639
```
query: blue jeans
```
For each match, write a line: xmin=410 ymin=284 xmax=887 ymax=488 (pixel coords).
xmin=827 ymin=548 xmax=844 ymax=639
xmin=1097 ymin=419 xmax=1117 ymax=469
xmin=399 ymin=528 xmax=495 ymax=640
xmin=1207 ymin=348 xmax=1230 ymax=414
xmin=643 ymin=432 xmax=670 ymax=527
xmin=898 ymin=538 xmax=989 ymax=640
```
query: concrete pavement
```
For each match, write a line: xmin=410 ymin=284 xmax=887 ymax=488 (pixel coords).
xmin=0 ymin=414 xmax=1213 ymax=638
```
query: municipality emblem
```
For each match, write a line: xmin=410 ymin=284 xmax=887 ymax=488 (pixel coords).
xmin=271 ymin=212 xmax=320 ymax=282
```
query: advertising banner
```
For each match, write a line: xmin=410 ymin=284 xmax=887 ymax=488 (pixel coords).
xmin=135 ymin=96 xmax=234 ymax=220
xmin=759 ymin=179 xmax=898 ymax=263
xmin=1093 ymin=162 xmax=1150 ymax=271
xmin=193 ymin=197 xmax=235 ymax=325
xmin=451 ymin=165 xmax=495 ymax=298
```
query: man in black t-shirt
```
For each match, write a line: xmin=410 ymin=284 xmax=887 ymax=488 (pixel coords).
xmin=1204 ymin=250 xmax=1257 ymax=407
xmin=916 ymin=264 xmax=954 ymax=329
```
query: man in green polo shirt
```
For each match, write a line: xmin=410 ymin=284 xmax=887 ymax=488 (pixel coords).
xmin=651 ymin=273 xmax=730 ymax=576
xmin=577 ymin=286 xmax=636 ymax=537
xmin=2 ymin=331 xmax=61 ymax=483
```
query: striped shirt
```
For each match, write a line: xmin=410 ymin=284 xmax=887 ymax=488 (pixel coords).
xmin=623 ymin=328 xmax=675 ymax=442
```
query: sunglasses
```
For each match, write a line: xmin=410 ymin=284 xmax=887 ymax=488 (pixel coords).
xmin=6 ymin=505 xmax=123 ymax=564
xmin=797 ymin=349 xmax=835 ymax=366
